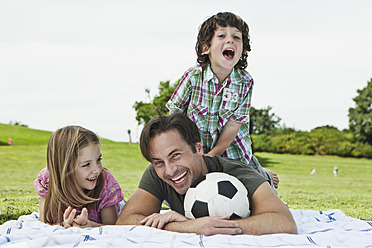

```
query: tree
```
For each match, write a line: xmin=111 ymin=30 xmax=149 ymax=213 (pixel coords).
xmin=348 ymin=78 xmax=372 ymax=145
xmin=133 ymin=80 xmax=179 ymax=125
xmin=249 ymin=106 xmax=281 ymax=135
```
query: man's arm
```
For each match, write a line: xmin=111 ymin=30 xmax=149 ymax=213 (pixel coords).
xmin=117 ymin=188 xmax=242 ymax=236
xmin=235 ymin=182 xmax=297 ymax=235
xmin=163 ymin=215 xmax=242 ymax=236
xmin=116 ymin=188 xmax=162 ymax=225
xmin=162 ymin=182 xmax=296 ymax=236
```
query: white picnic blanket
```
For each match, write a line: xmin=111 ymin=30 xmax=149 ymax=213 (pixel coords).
xmin=0 ymin=209 xmax=371 ymax=247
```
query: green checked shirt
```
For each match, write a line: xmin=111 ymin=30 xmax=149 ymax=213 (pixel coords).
xmin=166 ymin=64 xmax=254 ymax=164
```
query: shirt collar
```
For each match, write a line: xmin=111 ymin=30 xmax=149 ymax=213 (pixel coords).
xmin=203 ymin=65 xmax=240 ymax=85
xmin=203 ymin=64 xmax=216 ymax=83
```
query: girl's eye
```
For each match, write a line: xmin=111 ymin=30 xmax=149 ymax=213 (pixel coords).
xmin=98 ymin=157 xmax=102 ymax=162
xmin=218 ymin=34 xmax=225 ymax=38
xmin=82 ymin=163 xmax=90 ymax=167
xmin=234 ymin=36 xmax=241 ymax=40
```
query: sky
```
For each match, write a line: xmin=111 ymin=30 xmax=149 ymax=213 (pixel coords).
xmin=1 ymin=0 xmax=371 ymax=142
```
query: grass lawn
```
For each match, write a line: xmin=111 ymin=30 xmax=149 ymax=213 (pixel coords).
xmin=1 ymin=124 xmax=371 ymax=224
xmin=256 ymin=153 xmax=372 ymax=220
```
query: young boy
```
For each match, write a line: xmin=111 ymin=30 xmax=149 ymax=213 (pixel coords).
xmin=166 ymin=12 xmax=279 ymax=189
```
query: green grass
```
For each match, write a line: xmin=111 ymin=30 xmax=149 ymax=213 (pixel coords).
xmin=256 ymin=153 xmax=372 ymax=220
xmin=0 ymin=123 xmax=371 ymax=224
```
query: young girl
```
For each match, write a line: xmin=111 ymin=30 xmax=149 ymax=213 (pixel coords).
xmin=34 ymin=125 xmax=124 ymax=228
xmin=166 ymin=12 xmax=279 ymax=189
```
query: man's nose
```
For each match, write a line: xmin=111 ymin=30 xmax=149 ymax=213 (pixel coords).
xmin=164 ymin=162 xmax=177 ymax=176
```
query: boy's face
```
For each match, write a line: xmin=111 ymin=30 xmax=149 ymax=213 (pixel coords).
xmin=203 ymin=25 xmax=243 ymax=76
xmin=149 ymin=129 xmax=207 ymax=195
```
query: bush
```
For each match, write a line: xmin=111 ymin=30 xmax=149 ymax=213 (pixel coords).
xmin=252 ymin=126 xmax=372 ymax=158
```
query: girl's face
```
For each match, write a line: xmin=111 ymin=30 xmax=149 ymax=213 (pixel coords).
xmin=203 ymin=25 xmax=243 ymax=76
xmin=75 ymin=142 xmax=103 ymax=191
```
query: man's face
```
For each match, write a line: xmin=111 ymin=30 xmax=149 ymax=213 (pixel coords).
xmin=149 ymin=129 xmax=207 ymax=195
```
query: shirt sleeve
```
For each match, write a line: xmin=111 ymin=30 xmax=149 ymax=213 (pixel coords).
xmin=33 ymin=167 xmax=49 ymax=198
xmin=138 ymin=164 xmax=166 ymax=202
xmin=97 ymin=170 xmax=124 ymax=211
xmin=166 ymin=66 xmax=199 ymax=113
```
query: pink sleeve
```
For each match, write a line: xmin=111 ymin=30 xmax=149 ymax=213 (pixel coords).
xmin=33 ymin=168 xmax=49 ymax=198
xmin=97 ymin=170 xmax=124 ymax=212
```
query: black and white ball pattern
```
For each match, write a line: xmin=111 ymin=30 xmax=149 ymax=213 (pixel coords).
xmin=184 ymin=172 xmax=250 ymax=219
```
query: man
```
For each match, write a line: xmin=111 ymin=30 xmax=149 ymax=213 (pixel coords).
xmin=116 ymin=113 xmax=297 ymax=236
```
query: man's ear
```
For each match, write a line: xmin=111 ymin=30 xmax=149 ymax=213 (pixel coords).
xmin=195 ymin=142 xmax=204 ymax=154
xmin=202 ymin=44 xmax=210 ymax=55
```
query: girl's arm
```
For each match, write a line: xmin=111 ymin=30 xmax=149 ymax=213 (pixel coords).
xmin=39 ymin=197 xmax=45 ymax=222
xmin=72 ymin=205 xmax=118 ymax=228
xmin=206 ymin=120 xmax=241 ymax=157
xmin=99 ymin=205 xmax=118 ymax=225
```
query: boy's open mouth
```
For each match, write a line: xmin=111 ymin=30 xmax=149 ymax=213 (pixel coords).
xmin=223 ymin=48 xmax=235 ymax=60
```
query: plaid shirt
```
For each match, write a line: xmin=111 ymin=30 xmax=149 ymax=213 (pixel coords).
xmin=166 ymin=64 xmax=254 ymax=164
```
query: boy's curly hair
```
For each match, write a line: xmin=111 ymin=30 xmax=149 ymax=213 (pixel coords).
xmin=196 ymin=12 xmax=251 ymax=70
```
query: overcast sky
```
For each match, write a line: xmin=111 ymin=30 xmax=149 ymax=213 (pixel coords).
xmin=1 ymin=0 xmax=371 ymax=142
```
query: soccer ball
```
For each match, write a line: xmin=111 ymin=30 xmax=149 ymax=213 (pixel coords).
xmin=184 ymin=172 xmax=250 ymax=220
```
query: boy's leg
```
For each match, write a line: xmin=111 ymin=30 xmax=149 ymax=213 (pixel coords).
xmin=251 ymin=156 xmax=286 ymax=204
xmin=249 ymin=155 xmax=274 ymax=187
xmin=263 ymin=168 xmax=279 ymax=189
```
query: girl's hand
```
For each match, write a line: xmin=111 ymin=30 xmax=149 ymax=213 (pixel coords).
xmin=63 ymin=206 xmax=76 ymax=229
xmin=140 ymin=210 xmax=188 ymax=229
xmin=72 ymin=207 xmax=91 ymax=228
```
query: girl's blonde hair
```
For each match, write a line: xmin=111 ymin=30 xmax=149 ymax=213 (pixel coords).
xmin=43 ymin=125 xmax=105 ymax=225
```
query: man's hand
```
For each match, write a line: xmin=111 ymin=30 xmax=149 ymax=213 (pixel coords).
xmin=165 ymin=215 xmax=242 ymax=236
xmin=140 ymin=210 xmax=187 ymax=229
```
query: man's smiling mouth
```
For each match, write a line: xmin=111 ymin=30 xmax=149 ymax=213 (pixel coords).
xmin=171 ymin=171 xmax=188 ymax=184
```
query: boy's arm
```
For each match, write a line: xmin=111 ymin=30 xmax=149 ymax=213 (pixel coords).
xmin=206 ymin=120 xmax=241 ymax=156
xmin=116 ymin=188 xmax=162 ymax=225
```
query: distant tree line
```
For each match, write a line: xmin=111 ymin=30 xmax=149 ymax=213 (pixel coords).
xmin=9 ymin=121 xmax=28 ymax=127
xmin=134 ymin=78 xmax=372 ymax=158
xmin=252 ymin=125 xmax=372 ymax=158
